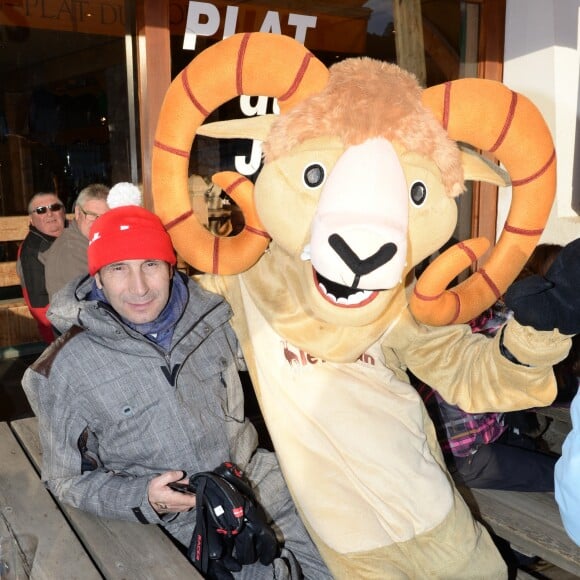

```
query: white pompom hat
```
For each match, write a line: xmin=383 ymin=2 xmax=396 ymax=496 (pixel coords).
xmin=87 ymin=182 xmax=175 ymax=275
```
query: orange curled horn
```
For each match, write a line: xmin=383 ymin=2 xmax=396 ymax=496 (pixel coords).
xmin=410 ymin=78 xmax=556 ymax=325
xmin=152 ymin=32 xmax=329 ymax=275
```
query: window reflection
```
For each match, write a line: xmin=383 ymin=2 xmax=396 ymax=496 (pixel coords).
xmin=0 ymin=5 xmax=135 ymax=216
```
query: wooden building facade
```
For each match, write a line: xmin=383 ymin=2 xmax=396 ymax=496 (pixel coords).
xmin=0 ymin=0 xmax=506 ymax=344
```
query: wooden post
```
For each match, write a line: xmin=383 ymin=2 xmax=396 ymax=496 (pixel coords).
xmin=471 ymin=0 xmax=506 ymax=256
xmin=136 ymin=0 xmax=171 ymax=209
xmin=392 ymin=0 xmax=427 ymax=86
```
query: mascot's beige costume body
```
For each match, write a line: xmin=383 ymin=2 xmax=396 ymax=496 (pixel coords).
xmin=151 ymin=33 xmax=571 ymax=578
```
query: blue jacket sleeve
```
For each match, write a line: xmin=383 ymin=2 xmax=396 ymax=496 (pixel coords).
xmin=555 ymin=388 xmax=580 ymax=545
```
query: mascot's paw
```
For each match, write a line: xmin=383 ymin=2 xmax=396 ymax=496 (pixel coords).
xmin=505 ymin=238 xmax=580 ymax=334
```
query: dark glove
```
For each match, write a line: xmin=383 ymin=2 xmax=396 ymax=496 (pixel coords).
xmin=216 ymin=462 xmax=278 ymax=566
xmin=504 ymin=238 xmax=580 ymax=334
xmin=187 ymin=462 xmax=279 ymax=579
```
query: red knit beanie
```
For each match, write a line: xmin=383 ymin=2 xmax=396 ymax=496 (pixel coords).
xmin=87 ymin=204 xmax=176 ymax=276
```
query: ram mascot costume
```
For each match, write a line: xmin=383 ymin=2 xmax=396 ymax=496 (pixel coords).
xmin=151 ymin=33 xmax=572 ymax=578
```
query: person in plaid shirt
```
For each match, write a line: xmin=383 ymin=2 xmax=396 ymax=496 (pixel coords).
xmin=414 ymin=244 xmax=571 ymax=492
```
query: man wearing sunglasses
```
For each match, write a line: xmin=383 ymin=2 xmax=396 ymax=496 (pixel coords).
xmin=17 ymin=192 xmax=66 ymax=343
xmin=42 ymin=183 xmax=109 ymax=302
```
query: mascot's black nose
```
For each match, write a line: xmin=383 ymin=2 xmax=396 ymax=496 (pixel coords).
xmin=328 ymin=234 xmax=397 ymax=288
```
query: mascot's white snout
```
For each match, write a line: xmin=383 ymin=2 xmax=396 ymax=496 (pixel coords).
xmin=310 ymin=137 xmax=409 ymax=290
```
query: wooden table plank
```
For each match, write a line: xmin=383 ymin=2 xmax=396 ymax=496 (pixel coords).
xmin=11 ymin=417 xmax=201 ymax=579
xmin=461 ymin=487 xmax=580 ymax=576
xmin=0 ymin=422 xmax=101 ymax=580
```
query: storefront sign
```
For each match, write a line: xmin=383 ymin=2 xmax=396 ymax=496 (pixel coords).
xmin=181 ymin=1 xmax=317 ymax=50
xmin=170 ymin=0 xmax=368 ymax=54
xmin=176 ymin=1 xmax=368 ymax=177
xmin=0 ymin=0 xmax=125 ymax=35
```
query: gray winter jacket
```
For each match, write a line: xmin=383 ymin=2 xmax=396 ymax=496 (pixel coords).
xmin=22 ymin=273 xmax=260 ymax=544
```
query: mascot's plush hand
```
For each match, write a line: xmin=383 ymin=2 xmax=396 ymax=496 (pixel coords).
xmin=505 ymin=238 xmax=580 ymax=334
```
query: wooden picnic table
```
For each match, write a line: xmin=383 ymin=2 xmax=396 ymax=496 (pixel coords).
xmin=459 ymin=403 xmax=580 ymax=577
xmin=3 ymin=406 xmax=578 ymax=578
xmin=0 ymin=418 xmax=201 ymax=579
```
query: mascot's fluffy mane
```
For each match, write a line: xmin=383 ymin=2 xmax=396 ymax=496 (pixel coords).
xmin=265 ymin=58 xmax=465 ymax=197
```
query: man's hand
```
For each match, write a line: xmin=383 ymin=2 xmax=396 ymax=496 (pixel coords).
xmin=148 ymin=470 xmax=196 ymax=515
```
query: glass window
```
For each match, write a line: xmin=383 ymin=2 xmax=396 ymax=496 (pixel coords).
xmin=0 ymin=0 xmax=138 ymax=216
xmin=166 ymin=1 xmax=473 ymax=235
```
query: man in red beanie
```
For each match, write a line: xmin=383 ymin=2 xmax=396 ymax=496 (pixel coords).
xmin=22 ymin=198 xmax=330 ymax=580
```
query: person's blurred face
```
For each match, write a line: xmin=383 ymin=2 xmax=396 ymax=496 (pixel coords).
xmin=75 ymin=199 xmax=110 ymax=239
xmin=95 ymin=259 xmax=172 ymax=324
xmin=29 ymin=194 xmax=65 ymax=237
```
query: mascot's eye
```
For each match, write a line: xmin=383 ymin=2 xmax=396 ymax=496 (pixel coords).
xmin=303 ymin=163 xmax=326 ymax=189
xmin=409 ymin=181 xmax=427 ymax=206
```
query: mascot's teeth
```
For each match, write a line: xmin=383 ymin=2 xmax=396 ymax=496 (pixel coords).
xmin=301 ymin=245 xmax=311 ymax=261
xmin=319 ymin=282 xmax=372 ymax=306
xmin=347 ymin=289 xmax=373 ymax=305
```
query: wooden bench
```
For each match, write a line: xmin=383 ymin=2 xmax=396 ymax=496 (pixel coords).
xmin=533 ymin=403 xmax=572 ymax=456
xmin=0 ymin=215 xmax=43 ymax=354
xmin=460 ymin=405 xmax=579 ymax=576
xmin=1 ymin=417 xmax=201 ymax=579
xmin=459 ymin=485 xmax=580 ymax=577
xmin=0 ymin=215 xmax=84 ymax=356
xmin=534 ymin=403 xmax=571 ymax=425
